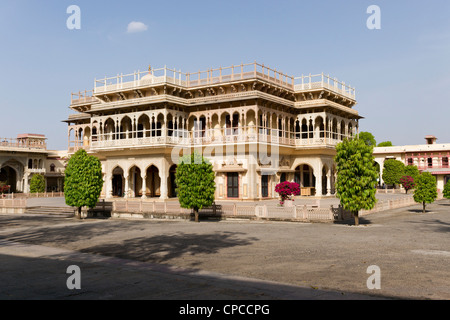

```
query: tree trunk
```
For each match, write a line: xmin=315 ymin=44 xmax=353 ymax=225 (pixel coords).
xmin=77 ymin=206 xmax=82 ymax=219
xmin=422 ymin=202 xmax=426 ymax=213
xmin=194 ymin=208 xmax=199 ymax=223
xmin=354 ymin=211 xmax=359 ymax=226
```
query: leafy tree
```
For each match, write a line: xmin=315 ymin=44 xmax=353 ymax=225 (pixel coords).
xmin=335 ymin=138 xmax=378 ymax=226
xmin=382 ymin=159 xmax=405 ymax=187
xmin=443 ymin=181 xmax=450 ymax=199
xmin=399 ymin=176 xmax=415 ymax=194
xmin=358 ymin=131 xmax=376 ymax=147
xmin=175 ymin=151 xmax=216 ymax=222
xmin=377 ymin=141 xmax=393 ymax=147
xmin=404 ymin=165 xmax=420 ymax=181
xmin=64 ymin=149 xmax=103 ymax=219
xmin=413 ymin=172 xmax=437 ymax=213
xmin=29 ymin=174 xmax=45 ymax=193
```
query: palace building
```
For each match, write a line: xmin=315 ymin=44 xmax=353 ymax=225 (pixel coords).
xmin=0 ymin=134 xmax=66 ymax=193
xmin=64 ymin=62 xmax=360 ymax=200
xmin=374 ymin=135 xmax=450 ymax=191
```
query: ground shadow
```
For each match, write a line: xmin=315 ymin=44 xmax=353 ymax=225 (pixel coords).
xmin=0 ymin=253 xmax=401 ymax=300
xmin=0 ymin=219 xmax=149 ymax=245
xmin=408 ymin=209 xmax=433 ymax=213
xmin=334 ymin=216 xmax=373 ymax=226
xmin=407 ymin=218 xmax=450 ymax=233
xmin=80 ymin=231 xmax=259 ymax=264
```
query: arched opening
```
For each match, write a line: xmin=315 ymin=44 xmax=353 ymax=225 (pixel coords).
xmin=322 ymin=165 xmax=328 ymax=195
xmin=156 ymin=113 xmax=164 ymax=137
xmin=120 ymin=116 xmax=132 ymax=139
xmin=112 ymin=166 xmax=124 ymax=197
xmin=246 ymin=109 xmax=256 ymax=135
xmin=137 ymin=114 xmax=150 ymax=138
xmin=301 ymin=119 xmax=308 ymax=139
xmin=294 ymin=164 xmax=315 ymax=195
xmin=0 ymin=166 xmax=17 ymax=193
xmin=315 ymin=117 xmax=325 ymax=139
xmin=83 ymin=127 xmax=91 ymax=146
xmin=145 ymin=165 xmax=160 ymax=198
xmin=340 ymin=120 xmax=346 ymax=140
xmin=104 ymin=118 xmax=116 ymax=140
xmin=128 ymin=166 xmax=142 ymax=198
xmin=332 ymin=119 xmax=338 ymax=140
xmin=168 ymin=164 xmax=178 ymax=198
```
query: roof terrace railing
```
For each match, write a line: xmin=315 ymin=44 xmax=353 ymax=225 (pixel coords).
xmin=294 ymin=74 xmax=356 ymax=99
xmin=0 ymin=138 xmax=47 ymax=150
xmin=71 ymin=90 xmax=97 ymax=105
xmin=72 ymin=62 xmax=355 ymax=100
xmin=92 ymin=62 xmax=296 ymax=94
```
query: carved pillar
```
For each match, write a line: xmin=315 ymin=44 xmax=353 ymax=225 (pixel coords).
xmin=141 ymin=174 xmax=147 ymax=199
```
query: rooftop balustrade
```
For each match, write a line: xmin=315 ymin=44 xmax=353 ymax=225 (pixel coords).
xmin=0 ymin=137 xmax=47 ymax=150
xmin=70 ymin=62 xmax=356 ymax=104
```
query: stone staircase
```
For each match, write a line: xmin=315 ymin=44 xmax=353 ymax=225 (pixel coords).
xmin=24 ymin=206 xmax=76 ymax=217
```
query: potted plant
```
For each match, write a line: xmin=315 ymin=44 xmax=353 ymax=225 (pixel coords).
xmin=275 ymin=181 xmax=300 ymax=207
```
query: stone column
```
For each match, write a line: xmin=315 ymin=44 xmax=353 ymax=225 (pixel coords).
xmin=124 ymin=173 xmax=129 ymax=198
xmin=106 ymin=173 xmax=113 ymax=199
xmin=141 ymin=174 xmax=147 ymax=199
xmin=315 ymin=163 xmax=323 ymax=197
xmin=326 ymin=173 xmax=331 ymax=196
xmin=159 ymin=161 xmax=168 ymax=200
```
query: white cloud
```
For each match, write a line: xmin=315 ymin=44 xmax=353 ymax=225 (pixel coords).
xmin=127 ymin=21 xmax=148 ymax=33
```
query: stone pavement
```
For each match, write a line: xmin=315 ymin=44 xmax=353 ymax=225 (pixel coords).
xmin=1 ymin=197 xmax=449 ymax=301
xmin=0 ymin=237 xmax=383 ymax=300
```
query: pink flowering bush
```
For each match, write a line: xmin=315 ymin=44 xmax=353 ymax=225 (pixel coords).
xmin=400 ymin=175 xmax=416 ymax=194
xmin=275 ymin=181 xmax=300 ymax=204
xmin=0 ymin=182 xmax=10 ymax=194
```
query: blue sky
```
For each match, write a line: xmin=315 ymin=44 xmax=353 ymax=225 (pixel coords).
xmin=0 ymin=0 xmax=449 ymax=150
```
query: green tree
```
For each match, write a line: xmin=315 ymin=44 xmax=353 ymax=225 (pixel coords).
xmin=413 ymin=172 xmax=437 ymax=213
xmin=335 ymin=138 xmax=378 ymax=226
xmin=377 ymin=141 xmax=393 ymax=147
xmin=443 ymin=181 xmax=450 ymax=199
xmin=175 ymin=151 xmax=216 ymax=222
xmin=382 ymin=159 xmax=405 ymax=187
xmin=29 ymin=174 xmax=45 ymax=193
xmin=404 ymin=165 xmax=420 ymax=181
xmin=64 ymin=149 xmax=103 ymax=219
xmin=358 ymin=131 xmax=376 ymax=147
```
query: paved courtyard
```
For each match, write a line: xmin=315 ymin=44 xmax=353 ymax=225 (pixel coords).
xmin=0 ymin=198 xmax=449 ymax=300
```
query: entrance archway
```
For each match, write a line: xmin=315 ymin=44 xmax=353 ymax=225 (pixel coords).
xmin=294 ymin=164 xmax=315 ymax=188
xmin=145 ymin=165 xmax=160 ymax=198
xmin=0 ymin=166 xmax=16 ymax=193
xmin=168 ymin=165 xmax=177 ymax=198
xmin=129 ymin=166 xmax=142 ymax=198
xmin=112 ymin=166 xmax=124 ymax=197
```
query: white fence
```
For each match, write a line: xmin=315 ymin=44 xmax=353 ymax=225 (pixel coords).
xmin=1 ymin=192 xmax=64 ymax=199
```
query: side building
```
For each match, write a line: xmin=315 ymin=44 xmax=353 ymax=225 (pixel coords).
xmin=373 ymin=135 xmax=450 ymax=191
xmin=65 ymin=62 xmax=361 ymax=200
xmin=0 ymin=134 xmax=66 ymax=193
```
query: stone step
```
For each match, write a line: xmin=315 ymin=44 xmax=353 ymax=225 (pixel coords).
xmin=24 ymin=206 xmax=75 ymax=217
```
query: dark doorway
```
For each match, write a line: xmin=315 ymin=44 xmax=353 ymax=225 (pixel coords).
xmin=227 ymin=172 xmax=239 ymax=198
xmin=112 ymin=175 xmax=123 ymax=197
xmin=169 ymin=165 xmax=177 ymax=198
xmin=261 ymin=175 xmax=269 ymax=198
